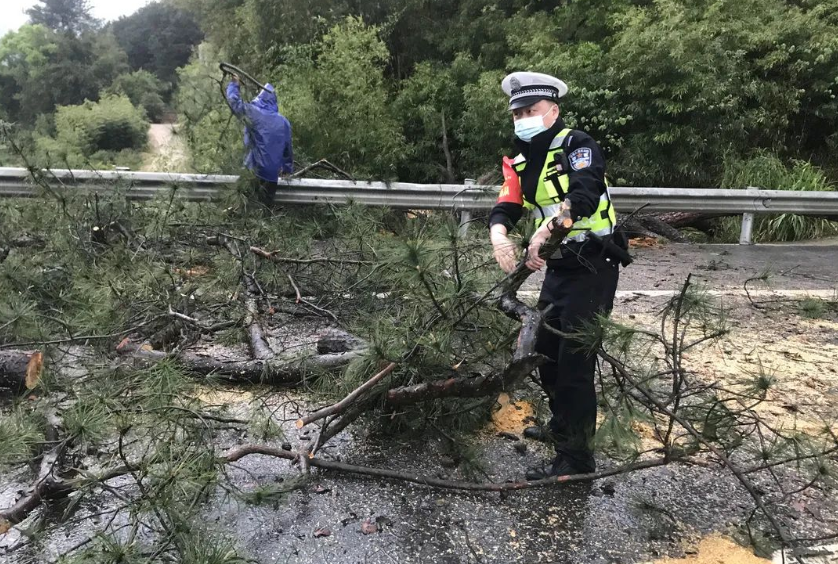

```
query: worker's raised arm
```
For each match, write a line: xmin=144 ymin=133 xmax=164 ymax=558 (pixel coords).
xmin=225 ymin=77 xmax=246 ymax=117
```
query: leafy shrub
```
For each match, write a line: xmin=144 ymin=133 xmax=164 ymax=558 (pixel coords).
xmin=276 ymin=17 xmax=407 ymax=178
xmin=105 ymin=70 xmax=168 ymax=122
xmin=35 ymin=94 xmax=148 ymax=167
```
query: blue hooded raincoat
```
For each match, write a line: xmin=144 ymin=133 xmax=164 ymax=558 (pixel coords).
xmin=226 ymin=82 xmax=293 ymax=183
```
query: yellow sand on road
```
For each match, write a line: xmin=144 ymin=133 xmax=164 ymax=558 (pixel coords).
xmin=651 ymin=536 xmax=770 ymax=563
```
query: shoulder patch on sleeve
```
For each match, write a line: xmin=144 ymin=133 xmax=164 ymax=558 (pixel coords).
xmin=568 ymin=147 xmax=592 ymax=171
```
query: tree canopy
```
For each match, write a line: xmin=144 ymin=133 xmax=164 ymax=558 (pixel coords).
xmin=172 ymin=0 xmax=838 ymax=187
xmin=111 ymin=3 xmax=204 ymax=85
xmin=2 ymin=0 xmax=838 ymax=188
xmin=26 ymin=0 xmax=99 ymax=36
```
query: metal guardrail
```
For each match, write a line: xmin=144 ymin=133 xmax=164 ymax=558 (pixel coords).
xmin=2 ymin=167 xmax=837 ymax=243
xmin=3 ymin=167 xmax=838 ymax=213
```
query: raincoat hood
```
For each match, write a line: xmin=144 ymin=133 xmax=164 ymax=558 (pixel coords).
xmin=252 ymin=83 xmax=278 ymax=113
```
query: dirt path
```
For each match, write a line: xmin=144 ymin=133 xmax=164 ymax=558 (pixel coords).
xmin=141 ymin=123 xmax=190 ymax=172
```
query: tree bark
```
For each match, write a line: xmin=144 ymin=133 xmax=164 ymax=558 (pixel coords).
xmin=385 ymin=357 xmax=543 ymax=407
xmin=0 ymin=350 xmax=43 ymax=394
xmin=620 ymin=212 xmax=733 ymax=241
xmin=242 ymin=273 xmax=274 ymax=360
xmin=315 ymin=328 xmax=367 ymax=355
xmin=117 ymin=344 xmax=365 ymax=385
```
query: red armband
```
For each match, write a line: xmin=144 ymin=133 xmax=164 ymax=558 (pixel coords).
xmin=497 ymin=156 xmax=523 ymax=205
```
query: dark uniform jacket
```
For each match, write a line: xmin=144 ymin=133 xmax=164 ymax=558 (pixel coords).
xmin=488 ymin=117 xmax=607 ymax=232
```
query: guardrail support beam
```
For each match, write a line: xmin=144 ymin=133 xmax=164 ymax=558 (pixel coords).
xmin=739 ymin=186 xmax=759 ymax=245
xmin=458 ymin=179 xmax=476 ymax=239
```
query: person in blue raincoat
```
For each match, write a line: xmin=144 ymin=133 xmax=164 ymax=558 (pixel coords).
xmin=226 ymin=74 xmax=293 ymax=207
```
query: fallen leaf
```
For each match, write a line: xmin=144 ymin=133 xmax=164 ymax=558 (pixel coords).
xmin=313 ymin=484 xmax=331 ymax=495
xmin=313 ymin=527 xmax=331 ymax=538
xmin=0 ymin=518 xmax=10 ymax=535
xmin=116 ymin=337 xmax=131 ymax=351
xmin=360 ymin=519 xmax=378 ymax=535
xmin=25 ymin=351 xmax=43 ymax=389
xmin=140 ymin=343 xmax=154 ymax=352
xmin=174 ymin=266 xmax=210 ymax=278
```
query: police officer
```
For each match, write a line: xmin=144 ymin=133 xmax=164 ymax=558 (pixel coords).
xmin=489 ymin=72 xmax=624 ymax=479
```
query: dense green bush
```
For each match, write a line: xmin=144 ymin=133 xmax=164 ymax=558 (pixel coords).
xmin=171 ymin=0 xmax=838 ymax=187
xmin=277 ymin=17 xmax=407 ymax=178
xmin=105 ymin=70 xmax=168 ymax=122
xmin=34 ymin=94 xmax=148 ymax=168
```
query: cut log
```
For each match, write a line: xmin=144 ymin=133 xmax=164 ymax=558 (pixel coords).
xmin=118 ymin=344 xmax=365 ymax=385
xmin=653 ymin=212 xmax=731 ymax=229
xmin=242 ymin=273 xmax=274 ymax=360
xmin=620 ymin=212 xmax=733 ymax=241
xmin=0 ymin=350 xmax=44 ymax=393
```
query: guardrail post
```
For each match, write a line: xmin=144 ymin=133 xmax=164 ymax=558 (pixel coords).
xmin=458 ymin=178 xmax=475 ymax=238
xmin=738 ymin=186 xmax=758 ymax=245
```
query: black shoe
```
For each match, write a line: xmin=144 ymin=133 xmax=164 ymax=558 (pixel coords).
xmin=525 ymin=455 xmax=593 ymax=481
xmin=522 ymin=425 xmax=555 ymax=443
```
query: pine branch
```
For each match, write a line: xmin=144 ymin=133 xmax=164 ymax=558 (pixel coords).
xmin=297 ymin=361 xmax=398 ymax=428
xmin=598 ymin=347 xmax=795 ymax=548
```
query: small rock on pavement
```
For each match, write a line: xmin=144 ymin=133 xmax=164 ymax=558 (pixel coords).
xmin=513 ymin=441 xmax=527 ymax=454
xmin=599 ymin=481 xmax=616 ymax=496
xmin=360 ymin=519 xmax=378 ymax=535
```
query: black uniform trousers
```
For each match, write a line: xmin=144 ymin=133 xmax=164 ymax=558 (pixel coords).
xmin=535 ymin=251 xmax=619 ymax=471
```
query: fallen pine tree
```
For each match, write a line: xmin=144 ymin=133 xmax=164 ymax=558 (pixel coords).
xmin=0 ymin=171 xmax=836 ymax=562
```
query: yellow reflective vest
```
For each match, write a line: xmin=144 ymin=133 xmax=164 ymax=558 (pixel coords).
xmin=509 ymin=128 xmax=617 ymax=241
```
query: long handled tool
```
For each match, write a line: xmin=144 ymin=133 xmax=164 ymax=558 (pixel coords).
xmin=219 ymin=62 xmax=266 ymax=92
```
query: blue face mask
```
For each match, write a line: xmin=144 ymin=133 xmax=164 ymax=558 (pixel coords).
xmin=514 ymin=110 xmax=552 ymax=142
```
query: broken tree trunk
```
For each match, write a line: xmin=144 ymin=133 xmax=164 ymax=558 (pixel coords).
xmin=117 ymin=343 xmax=366 ymax=385
xmin=382 ymin=216 xmax=571 ymax=407
xmin=315 ymin=328 xmax=368 ymax=355
xmin=242 ymin=273 xmax=274 ymax=360
xmin=0 ymin=350 xmax=44 ymax=394
xmin=620 ymin=212 xmax=733 ymax=241
xmin=0 ymin=411 xmax=69 ymax=529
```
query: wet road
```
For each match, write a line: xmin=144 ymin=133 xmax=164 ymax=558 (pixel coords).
xmin=3 ymin=242 xmax=837 ymax=563
xmin=525 ymin=243 xmax=838 ymax=294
